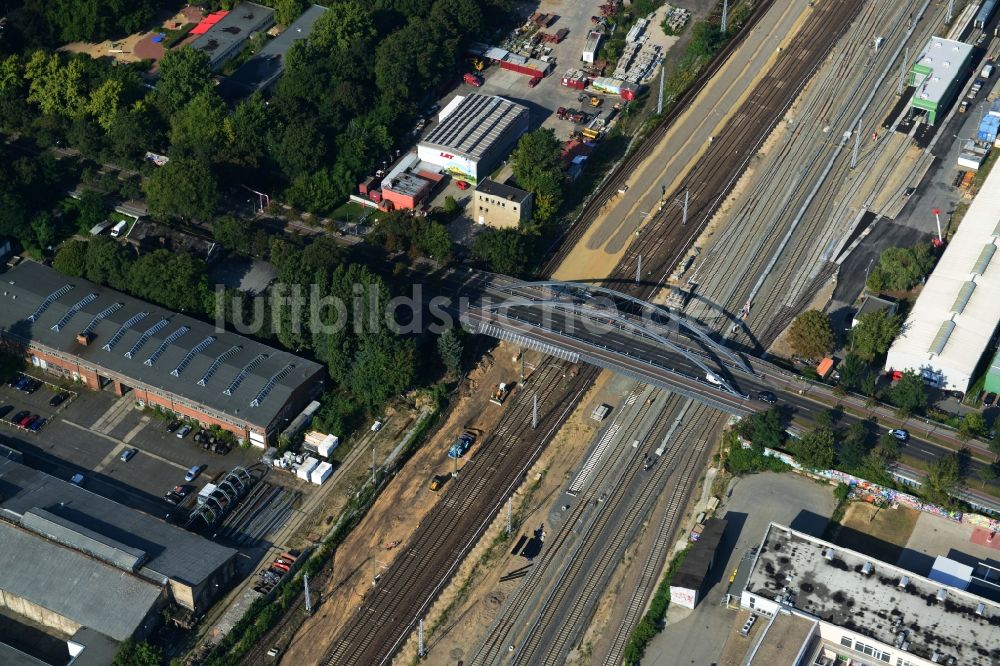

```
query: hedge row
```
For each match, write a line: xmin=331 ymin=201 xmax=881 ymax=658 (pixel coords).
xmin=623 ymin=547 xmax=690 ymax=665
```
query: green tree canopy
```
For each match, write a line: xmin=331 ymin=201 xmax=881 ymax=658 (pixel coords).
xmin=170 ymin=91 xmax=227 ymax=160
xmin=437 ymin=328 xmax=464 ymax=376
xmin=735 ymin=407 xmax=784 ymax=451
xmin=793 ymin=427 xmax=836 ymax=470
xmin=510 ymin=128 xmax=564 ymax=226
xmin=113 ymin=638 xmax=162 ymax=666
xmin=143 ymin=157 xmax=219 ymax=221
xmin=850 ymin=308 xmax=901 ymax=361
xmin=471 ymin=228 xmax=534 ymax=277
xmin=926 ymin=452 xmax=961 ymax=504
xmin=867 ymin=243 xmax=936 ymax=292
xmin=787 ymin=309 xmax=834 ymax=360
xmin=838 ymin=422 xmax=870 ymax=471
xmin=958 ymin=412 xmax=988 ymax=440
xmin=889 ymin=371 xmax=927 ymax=416
xmin=155 ymin=47 xmax=213 ymax=114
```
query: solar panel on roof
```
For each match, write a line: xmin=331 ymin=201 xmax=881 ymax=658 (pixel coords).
xmin=144 ymin=326 xmax=191 ymax=366
xmin=929 ymin=319 xmax=956 ymax=355
xmin=27 ymin=284 xmax=74 ymax=322
xmin=51 ymin=293 xmax=97 ymax=331
xmin=250 ymin=364 xmax=295 ymax=407
xmin=198 ymin=345 xmax=242 ymax=386
xmin=82 ymin=303 xmax=122 ymax=337
xmin=124 ymin=319 xmax=169 ymax=359
xmin=172 ymin=336 xmax=217 ymax=377
xmin=224 ymin=354 xmax=268 ymax=396
xmin=103 ymin=312 xmax=149 ymax=351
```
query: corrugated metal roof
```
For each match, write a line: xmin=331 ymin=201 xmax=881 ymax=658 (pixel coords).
xmin=886 ymin=162 xmax=1000 ymax=391
xmin=0 ymin=261 xmax=323 ymax=431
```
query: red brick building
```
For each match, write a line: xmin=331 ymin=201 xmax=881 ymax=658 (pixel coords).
xmin=0 ymin=262 xmax=323 ymax=447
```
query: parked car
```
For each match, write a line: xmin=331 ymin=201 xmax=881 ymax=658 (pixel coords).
xmin=888 ymin=428 xmax=909 ymax=441
xmin=166 ymin=420 xmax=181 ymax=433
xmin=19 ymin=414 xmax=37 ymax=428
xmin=642 ymin=454 xmax=656 ymax=470
xmin=185 ymin=464 xmax=203 ymax=482
xmin=455 ymin=179 xmax=469 ymax=190
xmin=10 ymin=410 xmax=29 ymax=424
xmin=49 ymin=391 xmax=70 ymax=407
xmin=70 ymin=473 xmax=85 ymax=486
xmin=0 ymin=405 xmax=12 ymax=420
xmin=757 ymin=390 xmax=777 ymax=404
xmin=983 ymin=392 xmax=997 ymax=408
xmin=120 ymin=447 xmax=138 ymax=462
xmin=13 ymin=376 xmax=30 ymax=391
xmin=371 ymin=420 xmax=384 ymax=432
xmin=176 ymin=425 xmax=192 ymax=438
xmin=22 ymin=380 xmax=41 ymax=394
xmin=28 ymin=418 xmax=46 ymax=432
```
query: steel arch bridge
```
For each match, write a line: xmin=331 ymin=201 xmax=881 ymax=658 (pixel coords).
xmin=468 ymin=278 xmax=754 ymax=401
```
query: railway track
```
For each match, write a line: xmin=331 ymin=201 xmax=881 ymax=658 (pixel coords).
xmin=469 ymin=388 xmax=680 ymax=664
xmin=539 ymin=0 xmax=775 ymax=278
xmin=513 ymin=403 xmax=717 ymax=665
xmin=319 ymin=361 xmax=598 ymax=666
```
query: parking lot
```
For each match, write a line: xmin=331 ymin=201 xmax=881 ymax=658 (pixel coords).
xmin=0 ymin=373 xmax=264 ymax=519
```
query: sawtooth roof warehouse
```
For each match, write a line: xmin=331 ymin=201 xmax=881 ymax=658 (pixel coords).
xmin=0 ymin=261 xmax=323 ymax=447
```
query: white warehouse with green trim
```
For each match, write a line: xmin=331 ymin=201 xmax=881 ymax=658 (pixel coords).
xmin=909 ymin=36 xmax=973 ymax=125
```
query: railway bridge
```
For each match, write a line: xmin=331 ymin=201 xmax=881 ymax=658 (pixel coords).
xmin=456 ymin=273 xmax=772 ymax=414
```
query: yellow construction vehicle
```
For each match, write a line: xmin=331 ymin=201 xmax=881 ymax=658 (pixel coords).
xmin=589 ymin=96 xmax=602 ymax=107
xmin=470 ymin=57 xmax=485 ymax=72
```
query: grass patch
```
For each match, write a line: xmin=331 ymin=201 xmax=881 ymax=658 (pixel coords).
xmin=834 ymin=502 xmax=919 ymax=563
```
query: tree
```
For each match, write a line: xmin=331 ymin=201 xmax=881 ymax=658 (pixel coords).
xmin=471 ymin=228 xmax=533 ymax=277
xmin=437 ymin=328 xmax=464 ymax=376
xmin=867 ymin=243 xmax=936 ymax=292
xmin=735 ymin=407 xmax=784 ymax=451
xmin=75 ymin=189 xmax=106 ymax=232
xmin=53 ymin=239 xmax=89 ymax=276
xmin=113 ymin=638 xmax=162 ymax=666
xmin=23 ymin=51 xmax=87 ymax=117
xmin=170 ymin=91 xmax=227 ymax=160
xmin=155 ymin=47 xmax=212 ymax=114
xmin=850 ymin=309 xmax=901 ymax=361
xmin=417 ymin=222 xmax=453 ymax=262
xmin=509 ymin=128 xmax=564 ymax=225
xmin=273 ymin=0 xmax=306 ymax=26
xmin=310 ymin=0 xmax=376 ymax=52
xmin=926 ymin=452 xmax=961 ymax=502
xmin=837 ymin=353 xmax=870 ymax=393
xmin=889 ymin=371 xmax=927 ymax=416
xmin=838 ymin=422 xmax=870 ymax=471
xmin=975 ymin=463 xmax=999 ymax=489
xmin=87 ymin=77 xmax=125 ymax=131
xmin=990 ymin=430 xmax=1000 ymax=460
xmin=958 ymin=412 xmax=988 ymax=441
xmin=787 ymin=309 xmax=834 ymax=360
xmin=349 ymin=333 xmax=416 ymax=409
xmin=224 ymin=93 xmax=270 ymax=167
xmin=268 ymin=119 xmax=327 ymax=179
xmin=144 ymin=157 xmax=218 ymax=220
xmin=793 ymin=427 xmax=836 ymax=470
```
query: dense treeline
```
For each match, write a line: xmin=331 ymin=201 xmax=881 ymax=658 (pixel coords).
xmin=0 ymin=0 xmax=514 ymax=220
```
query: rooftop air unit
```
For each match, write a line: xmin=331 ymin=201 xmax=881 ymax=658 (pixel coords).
xmin=898 ymin=575 xmax=910 ymax=588
xmin=976 ymin=602 xmax=986 ymax=616
xmin=823 ymin=548 xmax=835 ymax=560
xmin=936 ymin=589 xmax=947 ymax=603
xmin=861 ymin=562 xmax=873 ymax=576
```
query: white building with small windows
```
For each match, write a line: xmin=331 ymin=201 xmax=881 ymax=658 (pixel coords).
xmin=738 ymin=523 xmax=1000 ymax=666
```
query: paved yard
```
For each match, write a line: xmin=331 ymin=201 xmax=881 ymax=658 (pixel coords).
xmin=645 ymin=472 xmax=836 ymax=666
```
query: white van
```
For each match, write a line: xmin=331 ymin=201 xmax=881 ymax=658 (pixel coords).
xmin=982 ymin=63 xmax=995 ymax=79
xmin=110 ymin=220 xmax=127 ymax=238
xmin=705 ymin=372 xmax=723 ymax=386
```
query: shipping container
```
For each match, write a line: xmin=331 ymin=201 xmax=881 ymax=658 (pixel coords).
xmin=310 ymin=461 xmax=333 ymax=485
xmin=561 ymin=69 xmax=590 ymax=89
xmin=296 ymin=456 xmax=319 ymax=481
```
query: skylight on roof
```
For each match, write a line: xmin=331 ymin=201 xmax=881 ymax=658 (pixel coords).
xmin=198 ymin=346 xmax=242 ymax=387
xmin=124 ymin=319 xmax=169 ymax=359
xmin=144 ymin=326 xmax=191 ymax=366
xmin=224 ymin=354 xmax=268 ymax=396
xmin=103 ymin=312 xmax=149 ymax=351
xmin=82 ymin=303 xmax=122 ymax=337
xmin=172 ymin=336 xmax=217 ymax=377
xmin=250 ymin=364 xmax=295 ymax=407
xmin=27 ymin=284 xmax=74 ymax=322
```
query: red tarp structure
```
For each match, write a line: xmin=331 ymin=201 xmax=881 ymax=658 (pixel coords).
xmin=190 ymin=10 xmax=229 ymax=36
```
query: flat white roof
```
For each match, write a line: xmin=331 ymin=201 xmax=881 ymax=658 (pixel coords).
xmin=912 ymin=37 xmax=973 ymax=105
xmin=885 ymin=162 xmax=1000 ymax=392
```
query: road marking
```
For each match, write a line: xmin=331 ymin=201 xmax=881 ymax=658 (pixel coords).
xmin=63 ymin=419 xmax=187 ymax=471
xmin=123 ymin=415 xmax=150 ymax=443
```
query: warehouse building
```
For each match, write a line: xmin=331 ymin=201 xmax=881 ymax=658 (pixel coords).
xmin=668 ymin=518 xmax=727 ymax=609
xmin=739 ymin=523 xmax=1000 ymax=666
xmin=217 ymin=4 xmax=328 ymax=100
xmin=417 ymin=94 xmax=529 ymax=184
xmin=885 ymin=162 xmax=1000 ymax=393
xmin=473 ymin=179 xmax=533 ymax=228
xmin=188 ymin=2 xmax=275 ymax=71
xmin=909 ymin=36 xmax=973 ymax=125
xmin=0 ymin=451 xmax=238 ymax=644
xmin=0 ymin=261 xmax=324 ymax=446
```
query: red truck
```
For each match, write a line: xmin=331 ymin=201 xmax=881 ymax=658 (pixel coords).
xmin=463 ymin=72 xmax=483 ymax=87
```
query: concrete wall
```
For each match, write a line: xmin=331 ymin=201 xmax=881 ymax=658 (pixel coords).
xmin=0 ymin=588 xmax=81 ymax=637
xmin=473 ymin=190 xmax=532 ymax=228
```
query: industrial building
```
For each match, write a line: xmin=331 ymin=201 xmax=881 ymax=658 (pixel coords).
xmin=0 ymin=261 xmax=324 ymax=446
xmin=885 ymin=161 xmax=1000 ymax=393
xmin=909 ymin=36 xmax=973 ymax=125
xmin=217 ymin=4 xmax=328 ymax=100
xmin=417 ymin=94 xmax=529 ymax=183
xmin=188 ymin=2 xmax=275 ymax=70
xmin=739 ymin=523 xmax=1000 ymax=666
xmin=473 ymin=179 xmax=533 ymax=228
xmin=0 ymin=449 xmax=238 ymax=644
